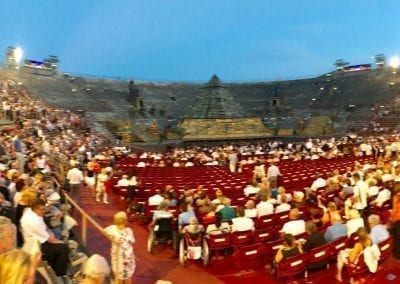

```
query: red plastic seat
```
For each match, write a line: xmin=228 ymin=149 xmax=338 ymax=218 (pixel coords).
xmin=233 ymin=242 xmax=265 ymax=271
xmin=344 ymin=252 xmax=370 ymax=282
xmin=329 ymin=236 xmax=348 ymax=260
xmin=230 ymin=230 xmax=254 ymax=247
xmin=253 ymin=228 xmax=277 ymax=244
xmin=306 ymin=243 xmax=331 ymax=275
xmin=206 ymin=233 xmax=232 ymax=261
xmin=377 ymin=236 xmax=393 ymax=264
xmin=256 ymin=213 xmax=276 ymax=229
xmin=275 ymin=253 xmax=307 ymax=281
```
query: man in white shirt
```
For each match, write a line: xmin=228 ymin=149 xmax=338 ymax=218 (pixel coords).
xmin=256 ymin=194 xmax=274 ymax=217
xmin=116 ymin=175 xmax=129 ymax=187
xmin=280 ymin=208 xmax=306 ymax=236
xmin=20 ymin=198 xmax=69 ymax=276
xmin=243 ymin=182 xmax=260 ymax=197
xmin=267 ymin=161 xmax=281 ymax=184
xmin=148 ymin=190 xmax=164 ymax=206
xmin=352 ymin=173 xmax=368 ymax=213
xmin=66 ymin=164 xmax=84 ymax=199
xmin=371 ymin=176 xmax=393 ymax=207
xmin=231 ymin=207 xmax=255 ymax=232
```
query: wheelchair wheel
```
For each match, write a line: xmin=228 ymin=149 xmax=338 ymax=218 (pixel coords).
xmin=179 ymin=239 xmax=188 ymax=267
xmin=147 ymin=232 xmax=154 ymax=253
xmin=201 ymin=239 xmax=209 ymax=266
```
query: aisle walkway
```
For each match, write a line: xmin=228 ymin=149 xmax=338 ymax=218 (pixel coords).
xmin=75 ymin=187 xmax=400 ymax=284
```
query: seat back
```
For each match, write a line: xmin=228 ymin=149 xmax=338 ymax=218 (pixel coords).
xmin=155 ymin=217 xmax=175 ymax=240
xmin=207 ymin=232 xmax=231 ymax=251
xmin=377 ymin=236 xmax=393 ymax=263
xmin=253 ymin=228 xmax=276 ymax=244
xmin=256 ymin=213 xmax=276 ymax=229
xmin=230 ymin=230 xmax=253 ymax=247
xmin=264 ymin=238 xmax=284 ymax=264
xmin=307 ymin=243 xmax=331 ymax=270
xmin=329 ymin=236 xmax=348 ymax=260
xmin=276 ymin=253 xmax=307 ymax=280
xmin=345 ymin=252 xmax=369 ymax=278
xmin=233 ymin=242 xmax=265 ymax=270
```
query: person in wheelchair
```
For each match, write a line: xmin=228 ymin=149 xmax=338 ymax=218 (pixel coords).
xmin=181 ymin=217 xmax=204 ymax=240
xmin=179 ymin=217 xmax=208 ymax=265
xmin=148 ymin=201 xmax=177 ymax=252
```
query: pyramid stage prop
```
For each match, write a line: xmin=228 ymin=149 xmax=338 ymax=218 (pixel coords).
xmin=181 ymin=75 xmax=272 ymax=141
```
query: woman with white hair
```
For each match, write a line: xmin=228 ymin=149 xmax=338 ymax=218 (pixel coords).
xmin=82 ymin=254 xmax=111 ymax=284
xmin=104 ymin=211 xmax=135 ymax=284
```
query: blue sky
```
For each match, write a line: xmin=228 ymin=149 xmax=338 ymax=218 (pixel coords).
xmin=1 ymin=0 xmax=400 ymax=82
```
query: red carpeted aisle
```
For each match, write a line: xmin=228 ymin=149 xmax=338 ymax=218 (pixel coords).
xmin=74 ymin=187 xmax=400 ymax=284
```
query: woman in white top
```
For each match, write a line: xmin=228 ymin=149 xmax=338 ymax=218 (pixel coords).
xmin=96 ymin=168 xmax=109 ymax=204
xmin=206 ymin=212 xmax=230 ymax=236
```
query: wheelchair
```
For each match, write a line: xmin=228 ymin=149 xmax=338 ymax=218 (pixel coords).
xmin=147 ymin=217 xmax=177 ymax=254
xmin=179 ymin=231 xmax=209 ymax=267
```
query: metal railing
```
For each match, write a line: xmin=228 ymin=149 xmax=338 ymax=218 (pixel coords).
xmin=63 ymin=192 xmax=109 ymax=246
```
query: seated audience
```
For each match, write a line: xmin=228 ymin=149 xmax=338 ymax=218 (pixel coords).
xmin=0 ymin=216 xmax=16 ymax=254
xmin=274 ymin=233 xmax=302 ymax=264
xmin=324 ymin=214 xmax=347 ymax=243
xmin=218 ymin=198 xmax=235 ymax=222
xmin=231 ymin=207 xmax=255 ymax=232
xmin=368 ymin=214 xmax=389 ymax=244
xmin=274 ymin=193 xmax=291 ymax=213
xmin=181 ymin=217 xmax=204 ymax=235
xmin=302 ymin=221 xmax=327 ymax=253
xmin=244 ymin=200 xmax=257 ymax=218
xmin=280 ymin=208 xmax=306 ymax=236
xmin=206 ymin=212 xmax=230 ymax=236
xmin=0 ymin=248 xmax=39 ymax=284
xmin=336 ymin=227 xmax=373 ymax=282
xmin=20 ymin=198 xmax=70 ymax=277
xmin=346 ymin=209 xmax=365 ymax=237
xmin=256 ymin=193 xmax=274 ymax=217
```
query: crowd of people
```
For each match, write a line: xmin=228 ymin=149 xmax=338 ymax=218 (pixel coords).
xmin=0 ymin=78 xmax=130 ymax=283
xmin=1 ymin=75 xmax=400 ymax=283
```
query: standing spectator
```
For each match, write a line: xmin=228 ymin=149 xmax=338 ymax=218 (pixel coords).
xmin=352 ymin=173 xmax=368 ymax=216
xmin=84 ymin=170 xmax=96 ymax=197
xmin=228 ymin=150 xmax=238 ymax=173
xmin=66 ymin=163 xmax=84 ymax=200
xmin=267 ymin=161 xmax=281 ymax=185
xmin=11 ymin=131 xmax=25 ymax=173
xmin=104 ymin=211 xmax=135 ymax=284
xmin=96 ymin=168 xmax=109 ymax=204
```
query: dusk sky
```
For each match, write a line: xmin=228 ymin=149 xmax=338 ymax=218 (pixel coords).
xmin=1 ymin=0 xmax=400 ymax=82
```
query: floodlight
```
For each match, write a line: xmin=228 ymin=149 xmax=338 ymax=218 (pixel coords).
xmin=390 ymin=56 xmax=399 ymax=69
xmin=14 ymin=47 xmax=23 ymax=63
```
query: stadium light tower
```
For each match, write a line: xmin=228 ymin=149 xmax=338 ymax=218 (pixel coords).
xmin=390 ymin=56 xmax=399 ymax=69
